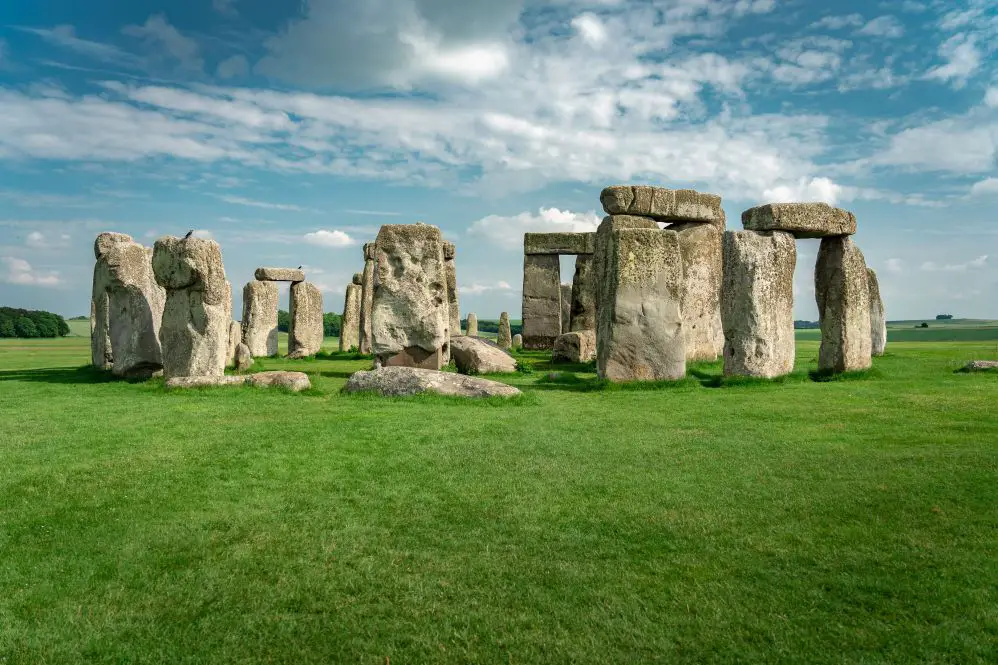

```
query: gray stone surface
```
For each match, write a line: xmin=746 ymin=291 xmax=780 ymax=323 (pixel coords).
xmin=241 ymin=280 xmax=279 ymax=358
xmin=521 ymin=254 xmax=561 ymax=349
xmin=721 ymin=230 xmax=797 ymax=378
xmin=235 ymin=342 xmax=253 ymax=371
xmin=255 ymin=267 xmax=305 ymax=282
xmin=450 ymin=335 xmax=517 ymax=374
xmin=512 ymin=334 xmax=523 ymax=349
xmin=288 ymin=281 xmax=323 ymax=358
xmin=561 ymin=283 xmax=572 ymax=334
xmin=523 ymin=232 xmax=596 ymax=255
xmin=597 ymin=227 xmax=686 ymax=381
xmin=553 ymin=330 xmax=597 ymax=364
xmin=165 ymin=370 xmax=311 ymax=391
xmin=868 ymin=268 xmax=887 ymax=357
xmin=91 ymin=288 xmax=113 ymax=370
xmin=673 ymin=222 xmax=724 ymax=362
xmin=94 ymin=232 xmax=133 ymax=260
xmin=742 ymin=203 xmax=856 ymax=239
xmin=600 ymin=186 xmax=724 ymax=224
xmin=227 ymin=320 xmax=241 ymax=367
xmin=815 ymin=236 xmax=872 ymax=373
xmin=570 ymin=254 xmax=597 ymax=332
xmin=153 ymin=236 xmax=229 ymax=379
xmin=340 ymin=282 xmax=362 ymax=352
xmin=466 ymin=312 xmax=478 ymax=337
xmin=497 ymin=312 xmax=512 ymax=349
xmin=359 ymin=248 xmax=375 ymax=354
xmin=445 ymin=249 xmax=460 ymax=350
xmin=343 ymin=366 xmax=521 ymax=398
xmin=593 ymin=215 xmax=660 ymax=342
xmin=371 ymin=223 xmax=449 ymax=369
xmin=962 ymin=360 xmax=998 ymax=372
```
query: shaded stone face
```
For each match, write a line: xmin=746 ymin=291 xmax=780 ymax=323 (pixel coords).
xmin=255 ymin=267 xmax=306 ymax=282
xmin=381 ymin=346 xmax=444 ymax=370
xmin=523 ymin=232 xmax=596 ymax=255
xmin=359 ymin=258 xmax=375 ymax=354
xmin=597 ymin=228 xmax=686 ymax=381
xmin=721 ymin=230 xmax=797 ymax=378
xmin=553 ymin=330 xmax=597 ymax=364
xmin=91 ymin=285 xmax=113 ymax=370
xmin=94 ymin=232 xmax=133 ymax=260
xmin=363 ymin=242 xmax=376 ymax=261
xmin=340 ymin=282 xmax=362 ymax=352
xmin=234 ymin=342 xmax=253 ymax=371
xmin=288 ymin=281 xmax=324 ymax=358
xmin=443 ymin=241 xmax=456 ymax=261
xmin=445 ymin=256 xmax=460 ymax=347
xmin=497 ymin=312 xmax=512 ymax=349
xmin=511 ymin=333 xmax=523 ymax=349
xmin=466 ymin=312 xmax=478 ymax=337
xmin=868 ymin=268 xmax=887 ymax=357
xmin=227 ymin=320 xmax=241 ymax=367
xmin=521 ymin=254 xmax=561 ymax=349
xmin=600 ymin=186 xmax=724 ymax=224
xmin=560 ymin=283 xmax=572 ymax=334
xmin=815 ymin=236 xmax=872 ymax=373
xmin=241 ymin=280 xmax=279 ymax=357
xmin=672 ymin=222 xmax=724 ymax=362
xmin=570 ymin=254 xmax=597 ymax=333
xmin=593 ymin=215 xmax=660 ymax=332
xmin=450 ymin=335 xmax=517 ymax=375
xmin=352 ymin=273 xmax=363 ymax=286
xmin=742 ymin=203 xmax=856 ymax=239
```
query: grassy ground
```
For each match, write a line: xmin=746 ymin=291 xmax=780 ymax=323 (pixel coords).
xmin=1 ymin=333 xmax=996 ymax=663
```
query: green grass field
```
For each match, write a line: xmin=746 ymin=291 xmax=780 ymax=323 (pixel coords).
xmin=1 ymin=328 xmax=997 ymax=663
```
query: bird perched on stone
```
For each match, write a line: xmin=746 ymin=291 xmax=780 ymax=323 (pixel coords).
xmin=298 ymin=265 xmax=302 ymax=270
xmin=183 ymin=230 xmax=194 ymax=240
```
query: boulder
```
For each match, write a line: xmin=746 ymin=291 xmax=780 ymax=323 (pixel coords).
xmin=673 ymin=222 xmax=723 ymax=362
xmin=511 ymin=334 xmax=523 ymax=349
xmin=340 ymin=282 xmax=362 ymax=352
xmin=255 ymin=267 xmax=305 ymax=282
xmin=742 ymin=203 xmax=856 ymax=239
xmin=600 ymin=186 xmax=724 ymax=224
xmin=962 ymin=360 xmax=998 ymax=372
xmin=227 ymin=320 xmax=241 ymax=366
xmin=815 ymin=236 xmax=872 ymax=373
xmin=343 ymin=366 xmax=521 ymax=398
xmin=521 ymin=254 xmax=561 ymax=349
xmin=721 ymin=231 xmax=797 ymax=378
xmin=152 ymin=235 xmax=229 ymax=379
xmin=868 ymin=268 xmax=887 ymax=357
xmin=165 ymin=370 xmax=311 ymax=392
xmin=241 ymin=280 xmax=279 ymax=357
xmin=450 ymin=335 xmax=517 ymax=374
xmin=235 ymin=342 xmax=253 ymax=371
xmin=560 ymin=283 xmax=572 ymax=334
xmin=523 ymin=232 xmax=595 ymax=255
xmin=497 ymin=312 xmax=512 ymax=349
xmin=359 ymin=246 xmax=375 ymax=354
xmin=288 ymin=281 xmax=323 ymax=358
xmin=570 ymin=254 xmax=597 ymax=332
xmin=553 ymin=330 xmax=597 ymax=364
xmin=466 ymin=312 xmax=478 ymax=337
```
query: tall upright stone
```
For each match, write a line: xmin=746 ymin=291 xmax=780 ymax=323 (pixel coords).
xmin=570 ymin=254 xmax=597 ymax=332
xmin=497 ymin=312 xmax=512 ymax=349
xmin=152 ymin=236 xmax=229 ymax=379
xmin=560 ymin=283 xmax=572 ymax=334
xmin=227 ymin=320 xmax=241 ymax=367
xmin=466 ymin=312 xmax=478 ymax=337
xmin=721 ymin=230 xmax=797 ymax=378
xmin=372 ymin=223 xmax=449 ymax=369
xmin=673 ymin=222 xmax=723 ymax=362
xmin=91 ymin=232 xmax=132 ymax=370
xmin=289 ymin=281 xmax=324 ymax=358
xmin=868 ymin=267 xmax=887 ymax=357
xmin=359 ymin=242 xmax=375 ymax=355
xmin=521 ymin=254 xmax=561 ymax=349
xmin=597 ymin=226 xmax=686 ymax=381
xmin=815 ymin=236 xmax=872 ymax=373
xmin=443 ymin=241 xmax=460 ymax=338
xmin=340 ymin=273 xmax=363 ymax=352
xmin=241 ymin=280 xmax=279 ymax=357
xmin=594 ymin=215 xmax=660 ymax=332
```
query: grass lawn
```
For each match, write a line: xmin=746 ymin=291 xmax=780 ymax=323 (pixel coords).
xmin=1 ymin=331 xmax=996 ymax=663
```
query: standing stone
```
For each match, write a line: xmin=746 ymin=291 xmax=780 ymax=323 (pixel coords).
xmin=570 ymin=254 xmax=597 ymax=332
xmin=868 ymin=268 xmax=887 ymax=357
xmin=673 ymin=222 xmax=724 ymax=362
xmin=521 ymin=254 xmax=561 ymax=349
xmin=234 ymin=342 xmax=253 ymax=371
xmin=597 ymin=227 xmax=686 ymax=381
xmin=815 ymin=236 xmax=872 ymax=373
xmin=497 ymin=312 xmax=512 ymax=349
xmin=359 ymin=243 xmax=375 ymax=354
xmin=444 ymin=241 xmax=461 ymax=342
xmin=466 ymin=312 xmax=478 ymax=337
xmin=372 ymin=223 xmax=449 ymax=369
xmin=594 ymin=215 xmax=660 ymax=339
xmin=511 ymin=334 xmax=523 ymax=349
xmin=560 ymin=283 xmax=572 ymax=334
xmin=340 ymin=274 xmax=362 ymax=352
xmin=227 ymin=320 xmax=241 ymax=367
xmin=91 ymin=233 xmax=133 ymax=370
xmin=288 ymin=281 xmax=324 ymax=358
xmin=721 ymin=231 xmax=797 ymax=378
xmin=152 ymin=236 xmax=229 ymax=379
xmin=241 ymin=280 xmax=279 ymax=358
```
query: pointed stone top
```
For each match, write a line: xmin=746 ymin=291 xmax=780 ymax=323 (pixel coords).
xmin=94 ymin=232 xmax=134 ymax=259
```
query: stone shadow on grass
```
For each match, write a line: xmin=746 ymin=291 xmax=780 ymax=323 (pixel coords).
xmin=0 ymin=365 xmax=128 ymax=385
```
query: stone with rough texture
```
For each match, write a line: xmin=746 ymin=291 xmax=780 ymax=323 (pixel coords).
xmin=227 ymin=320 xmax=241 ymax=366
xmin=962 ymin=360 xmax=998 ymax=372
xmin=524 ymin=232 xmax=596 ymax=255
xmin=340 ymin=282 xmax=362 ymax=351
xmin=721 ymin=231 xmax=797 ymax=378
xmin=742 ymin=203 xmax=856 ymax=239
xmin=445 ymin=250 xmax=460 ymax=348
xmin=288 ymin=281 xmax=323 ymax=358
xmin=570 ymin=254 xmax=597 ymax=332
xmin=594 ymin=215 xmax=660 ymax=339
xmin=255 ymin=267 xmax=305 ymax=282
xmin=235 ymin=342 xmax=253 ymax=371
xmin=497 ymin=312 xmax=512 ymax=349
xmin=673 ymin=222 xmax=724 ymax=362
xmin=521 ymin=254 xmax=561 ymax=349
xmin=450 ymin=335 xmax=517 ymax=374
xmin=466 ymin=312 xmax=478 ymax=337
xmin=815 ymin=236 xmax=872 ymax=373
xmin=241 ymin=280 xmax=279 ymax=357
xmin=165 ymin=370 xmax=311 ymax=392
xmin=343 ymin=366 xmax=520 ymax=398
xmin=153 ymin=236 xmax=229 ymax=379
xmin=553 ymin=330 xmax=597 ymax=364
xmin=511 ymin=334 xmax=523 ymax=349
xmin=601 ymin=186 xmax=724 ymax=224
xmin=92 ymin=233 xmax=132 ymax=370
xmin=561 ymin=283 xmax=572 ymax=334
xmin=93 ymin=235 xmax=165 ymax=378
xmin=359 ymin=249 xmax=375 ymax=354
xmin=597 ymin=227 xmax=686 ymax=381
xmin=94 ymin=232 xmax=133 ymax=260
xmin=868 ymin=268 xmax=887 ymax=357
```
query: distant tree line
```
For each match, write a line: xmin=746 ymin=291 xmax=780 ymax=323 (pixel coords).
xmin=0 ymin=307 xmax=70 ymax=338
xmin=935 ymin=314 xmax=953 ymax=320
xmin=463 ymin=318 xmax=524 ymax=336
xmin=793 ymin=320 xmax=821 ymax=330
xmin=277 ymin=310 xmax=342 ymax=337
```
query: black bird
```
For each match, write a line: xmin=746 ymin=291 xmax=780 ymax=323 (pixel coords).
xmin=297 ymin=265 xmax=302 ymax=270
xmin=183 ymin=230 xmax=194 ymax=240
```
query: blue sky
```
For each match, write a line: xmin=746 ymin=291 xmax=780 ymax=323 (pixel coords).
xmin=0 ymin=0 xmax=996 ymax=321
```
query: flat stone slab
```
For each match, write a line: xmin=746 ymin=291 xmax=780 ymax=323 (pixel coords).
xmin=255 ymin=267 xmax=305 ymax=282
xmin=524 ymin=232 xmax=596 ymax=255
xmin=343 ymin=367 xmax=521 ymax=398
xmin=450 ymin=335 xmax=517 ymax=374
xmin=600 ymin=186 xmax=724 ymax=224
xmin=962 ymin=360 xmax=998 ymax=372
xmin=742 ymin=203 xmax=856 ymax=238
xmin=165 ymin=371 xmax=311 ymax=391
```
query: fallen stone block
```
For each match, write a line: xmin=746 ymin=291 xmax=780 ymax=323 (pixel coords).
xmin=962 ymin=360 xmax=998 ymax=372
xmin=343 ymin=367 xmax=521 ymax=398
xmin=553 ymin=330 xmax=597 ymax=364
xmin=165 ymin=370 xmax=311 ymax=392
xmin=255 ymin=267 xmax=305 ymax=282
xmin=450 ymin=335 xmax=517 ymax=374
xmin=742 ymin=202 xmax=856 ymax=239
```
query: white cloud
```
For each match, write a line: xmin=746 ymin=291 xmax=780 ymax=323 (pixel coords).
xmin=762 ymin=177 xmax=844 ymax=205
xmin=303 ymin=229 xmax=356 ymax=247
xmin=216 ymin=195 xmax=310 ymax=211
xmin=460 ymin=280 xmax=514 ymax=295
xmin=925 ymin=33 xmax=980 ymax=87
xmin=985 ymin=87 xmax=998 ymax=108
xmin=885 ymin=258 xmax=904 ymax=273
xmin=811 ymin=14 xmax=863 ymax=30
xmin=216 ymin=54 xmax=249 ymax=79
xmin=920 ymin=255 xmax=988 ymax=272
xmin=870 ymin=112 xmax=998 ymax=173
xmin=25 ymin=231 xmax=71 ymax=248
xmin=122 ymin=14 xmax=203 ymax=73
xmin=1 ymin=256 xmax=62 ymax=286
xmin=857 ymin=16 xmax=904 ymax=38
xmin=468 ymin=207 xmax=601 ymax=250
xmin=192 ymin=229 xmax=214 ymax=239
xmin=14 ymin=25 xmax=141 ymax=69
xmin=572 ymin=13 xmax=607 ymax=47
xmin=969 ymin=178 xmax=998 ymax=196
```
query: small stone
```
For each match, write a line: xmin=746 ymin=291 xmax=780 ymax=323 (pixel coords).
xmin=165 ymin=375 xmax=247 ymax=389
xmin=742 ymin=203 xmax=856 ymax=239
xmin=497 ymin=312 xmax=512 ymax=349
xmin=600 ymin=186 xmax=724 ymax=224
xmin=815 ymin=236 xmax=872 ymax=373
xmin=288 ymin=281 xmax=323 ymax=358
xmin=340 ymin=282 xmax=362 ymax=352
xmin=246 ymin=371 xmax=311 ymax=391
xmin=343 ymin=366 xmax=521 ymax=398
xmin=868 ymin=268 xmax=887 ymax=357
xmin=352 ymin=273 xmax=363 ymax=286
xmin=962 ymin=360 xmax=998 ymax=372
xmin=255 ymin=267 xmax=306 ymax=282
xmin=466 ymin=312 xmax=478 ymax=337
xmin=511 ymin=334 xmax=523 ymax=349
xmin=235 ymin=342 xmax=253 ymax=371
xmin=450 ymin=335 xmax=517 ymax=374
xmin=553 ymin=330 xmax=597 ymax=363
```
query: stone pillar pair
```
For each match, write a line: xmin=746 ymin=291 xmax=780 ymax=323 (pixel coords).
xmin=242 ymin=267 xmax=323 ymax=359
xmin=521 ymin=232 xmax=597 ymax=350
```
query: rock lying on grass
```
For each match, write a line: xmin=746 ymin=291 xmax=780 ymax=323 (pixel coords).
xmin=234 ymin=343 xmax=253 ymax=371
xmin=552 ymin=330 xmax=597 ymax=363
xmin=961 ymin=360 xmax=998 ymax=372
xmin=343 ymin=366 xmax=521 ymax=398
xmin=449 ymin=336 xmax=517 ymax=374
xmin=165 ymin=371 xmax=311 ymax=392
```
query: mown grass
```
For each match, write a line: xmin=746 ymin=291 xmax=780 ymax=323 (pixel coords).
xmin=0 ymin=333 xmax=996 ymax=664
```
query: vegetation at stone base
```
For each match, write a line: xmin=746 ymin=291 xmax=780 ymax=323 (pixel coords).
xmin=0 ymin=306 xmax=70 ymax=338
xmin=276 ymin=310 xmax=342 ymax=337
xmin=1 ymin=335 xmax=997 ymax=663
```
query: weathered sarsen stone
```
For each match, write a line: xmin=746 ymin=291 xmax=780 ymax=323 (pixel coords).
xmin=359 ymin=243 xmax=375 ymax=354
xmin=340 ymin=275 xmax=362 ymax=352
xmin=868 ymin=267 xmax=887 ymax=357
xmin=560 ymin=283 xmax=572 ymax=334
xmin=523 ymin=232 xmax=596 ymax=255
xmin=497 ymin=311 xmax=512 ymax=349
xmin=91 ymin=232 xmax=133 ymax=369
xmin=742 ymin=203 xmax=856 ymax=239
xmin=521 ymin=254 xmax=561 ymax=349
xmin=553 ymin=330 xmax=597 ymax=364
xmin=597 ymin=226 xmax=686 ymax=381
xmin=153 ymin=236 xmax=229 ymax=379
xmin=594 ymin=215 xmax=659 ymax=332
xmin=450 ymin=336 xmax=517 ymax=374
xmin=241 ymin=280 xmax=279 ymax=357
xmin=255 ymin=267 xmax=305 ymax=282
xmin=511 ymin=334 xmax=523 ymax=349
xmin=570 ymin=254 xmax=597 ymax=332
xmin=372 ymin=223 xmax=449 ymax=369
xmin=601 ymin=186 xmax=724 ymax=224
xmin=443 ymin=241 xmax=461 ymax=349
xmin=343 ymin=366 xmax=520 ymax=398
xmin=672 ymin=222 xmax=723 ymax=362
xmin=165 ymin=370 xmax=311 ymax=392
xmin=288 ymin=281 xmax=323 ymax=358
xmin=721 ymin=230 xmax=797 ymax=378
xmin=234 ymin=342 xmax=253 ymax=371
xmin=466 ymin=312 xmax=478 ymax=337
xmin=815 ymin=236 xmax=872 ymax=373
xmin=227 ymin=320 xmax=241 ymax=367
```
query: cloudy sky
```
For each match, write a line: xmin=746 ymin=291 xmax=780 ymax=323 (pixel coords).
xmin=0 ymin=0 xmax=996 ymax=321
